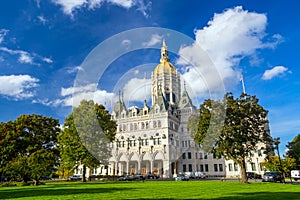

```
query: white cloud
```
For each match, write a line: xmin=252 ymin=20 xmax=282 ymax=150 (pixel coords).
xmin=142 ymin=34 xmax=163 ymax=47
xmin=0 ymin=75 xmax=39 ymax=99
xmin=109 ymin=0 xmax=134 ymax=8
xmin=51 ymin=83 xmax=116 ymax=107
xmin=42 ymin=57 xmax=53 ymax=63
xmin=61 ymin=83 xmax=97 ymax=96
xmin=0 ymin=46 xmax=52 ymax=65
xmin=52 ymin=0 xmax=88 ymax=15
xmin=262 ymin=66 xmax=289 ymax=80
xmin=66 ymin=65 xmax=84 ymax=74
xmin=121 ymin=39 xmax=131 ymax=50
xmin=121 ymin=39 xmax=131 ymax=46
xmin=37 ymin=15 xmax=47 ymax=25
xmin=176 ymin=6 xmax=282 ymax=98
xmin=0 ymin=29 xmax=9 ymax=44
xmin=18 ymin=52 xmax=33 ymax=64
xmin=136 ymin=0 xmax=151 ymax=17
xmin=35 ymin=0 xmax=41 ymax=8
xmin=123 ymin=78 xmax=151 ymax=102
xmin=52 ymin=0 xmax=150 ymax=16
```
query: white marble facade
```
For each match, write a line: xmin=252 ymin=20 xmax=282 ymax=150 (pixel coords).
xmin=74 ymin=41 xmax=269 ymax=179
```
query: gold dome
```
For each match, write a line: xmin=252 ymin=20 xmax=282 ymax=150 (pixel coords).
xmin=153 ymin=61 xmax=177 ymax=76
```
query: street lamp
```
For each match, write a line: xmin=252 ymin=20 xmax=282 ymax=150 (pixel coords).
xmin=273 ymin=137 xmax=285 ymax=183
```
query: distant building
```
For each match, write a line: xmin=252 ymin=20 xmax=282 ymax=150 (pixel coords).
xmin=73 ymin=40 xmax=270 ymax=179
xmin=107 ymin=40 xmax=225 ymax=178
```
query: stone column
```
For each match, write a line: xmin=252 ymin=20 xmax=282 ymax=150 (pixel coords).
xmin=163 ymin=160 xmax=170 ymax=178
xmin=138 ymin=160 xmax=141 ymax=174
xmin=150 ymin=159 xmax=154 ymax=173
xmin=126 ymin=161 xmax=129 ymax=175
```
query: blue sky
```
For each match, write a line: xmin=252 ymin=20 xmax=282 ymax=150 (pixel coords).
xmin=0 ymin=0 xmax=299 ymax=154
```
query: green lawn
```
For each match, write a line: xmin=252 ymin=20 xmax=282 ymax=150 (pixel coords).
xmin=0 ymin=180 xmax=300 ymax=199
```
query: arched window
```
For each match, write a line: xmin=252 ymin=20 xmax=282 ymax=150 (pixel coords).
xmin=153 ymin=121 xmax=157 ymax=128
xmin=141 ymin=122 xmax=145 ymax=129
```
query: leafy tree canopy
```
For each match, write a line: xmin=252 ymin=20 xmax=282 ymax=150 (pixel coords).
xmin=58 ymin=100 xmax=117 ymax=182
xmin=286 ymin=134 xmax=300 ymax=168
xmin=0 ymin=114 xmax=60 ymax=184
xmin=261 ymin=155 xmax=297 ymax=177
xmin=189 ymin=92 xmax=272 ymax=183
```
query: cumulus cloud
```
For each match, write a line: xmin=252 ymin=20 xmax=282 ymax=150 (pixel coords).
xmin=177 ymin=6 xmax=282 ymax=98
xmin=262 ymin=66 xmax=289 ymax=80
xmin=52 ymin=0 xmax=88 ymax=15
xmin=122 ymin=78 xmax=151 ymax=103
xmin=0 ymin=75 xmax=39 ymax=99
xmin=142 ymin=34 xmax=163 ymax=47
xmin=45 ymin=83 xmax=116 ymax=108
xmin=52 ymin=0 xmax=150 ymax=16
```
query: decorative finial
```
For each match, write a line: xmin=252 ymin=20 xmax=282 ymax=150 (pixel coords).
xmin=162 ymin=39 xmax=167 ymax=48
xmin=160 ymin=39 xmax=169 ymax=62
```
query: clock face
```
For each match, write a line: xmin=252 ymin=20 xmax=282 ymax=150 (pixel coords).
xmin=182 ymin=99 xmax=187 ymax=104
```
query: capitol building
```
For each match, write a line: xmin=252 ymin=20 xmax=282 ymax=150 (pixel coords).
xmin=74 ymin=41 xmax=268 ymax=179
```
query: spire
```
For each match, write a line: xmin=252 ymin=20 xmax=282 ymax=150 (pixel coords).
xmin=118 ymin=90 xmax=121 ymax=101
xmin=160 ymin=39 xmax=170 ymax=62
xmin=179 ymin=82 xmax=194 ymax=109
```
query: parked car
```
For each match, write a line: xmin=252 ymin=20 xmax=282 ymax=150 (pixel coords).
xmin=134 ymin=174 xmax=145 ymax=181
xmin=118 ymin=174 xmax=145 ymax=181
xmin=291 ymin=170 xmax=300 ymax=181
xmin=246 ymin=172 xmax=262 ymax=179
xmin=69 ymin=175 xmax=82 ymax=181
xmin=40 ymin=176 xmax=52 ymax=180
xmin=194 ymin=171 xmax=206 ymax=179
xmin=146 ymin=173 xmax=160 ymax=179
xmin=118 ymin=175 xmax=133 ymax=181
xmin=184 ymin=172 xmax=195 ymax=179
xmin=175 ymin=174 xmax=189 ymax=181
xmin=262 ymin=171 xmax=283 ymax=183
xmin=88 ymin=175 xmax=99 ymax=181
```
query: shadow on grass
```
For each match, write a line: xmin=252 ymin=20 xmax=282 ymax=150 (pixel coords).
xmin=0 ymin=183 xmax=135 ymax=199
xmin=214 ymin=192 xmax=300 ymax=200
xmin=1 ymin=182 xmax=300 ymax=199
xmin=127 ymin=192 xmax=300 ymax=200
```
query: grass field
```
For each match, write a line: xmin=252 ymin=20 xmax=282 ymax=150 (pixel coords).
xmin=0 ymin=180 xmax=300 ymax=199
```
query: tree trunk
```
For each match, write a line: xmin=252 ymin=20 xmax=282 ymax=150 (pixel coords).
xmin=82 ymin=165 xmax=86 ymax=182
xmin=239 ymin=158 xmax=248 ymax=184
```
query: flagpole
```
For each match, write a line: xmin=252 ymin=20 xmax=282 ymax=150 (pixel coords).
xmin=144 ymin=72 xmax=147 ymax=101
xmin=241 ymin=75 xmax=246 ymax=94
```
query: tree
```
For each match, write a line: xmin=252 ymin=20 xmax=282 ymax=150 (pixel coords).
xmin=28 ymin=149 xmax=57 ymax=186
xmin=0 ymin=121 xmax=18 ymax=180
xmin=189 ymin=93 xmax=271 ymax=184
xmin=0 ymin=114 xmax=60 ymax=184
xmin=261 ymin=155 xmax=297 ymax=178
xmin=286 ymin=134 xmax=300 ymax=168
xmin=58 ymin=100 xmax=116 ymax=182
